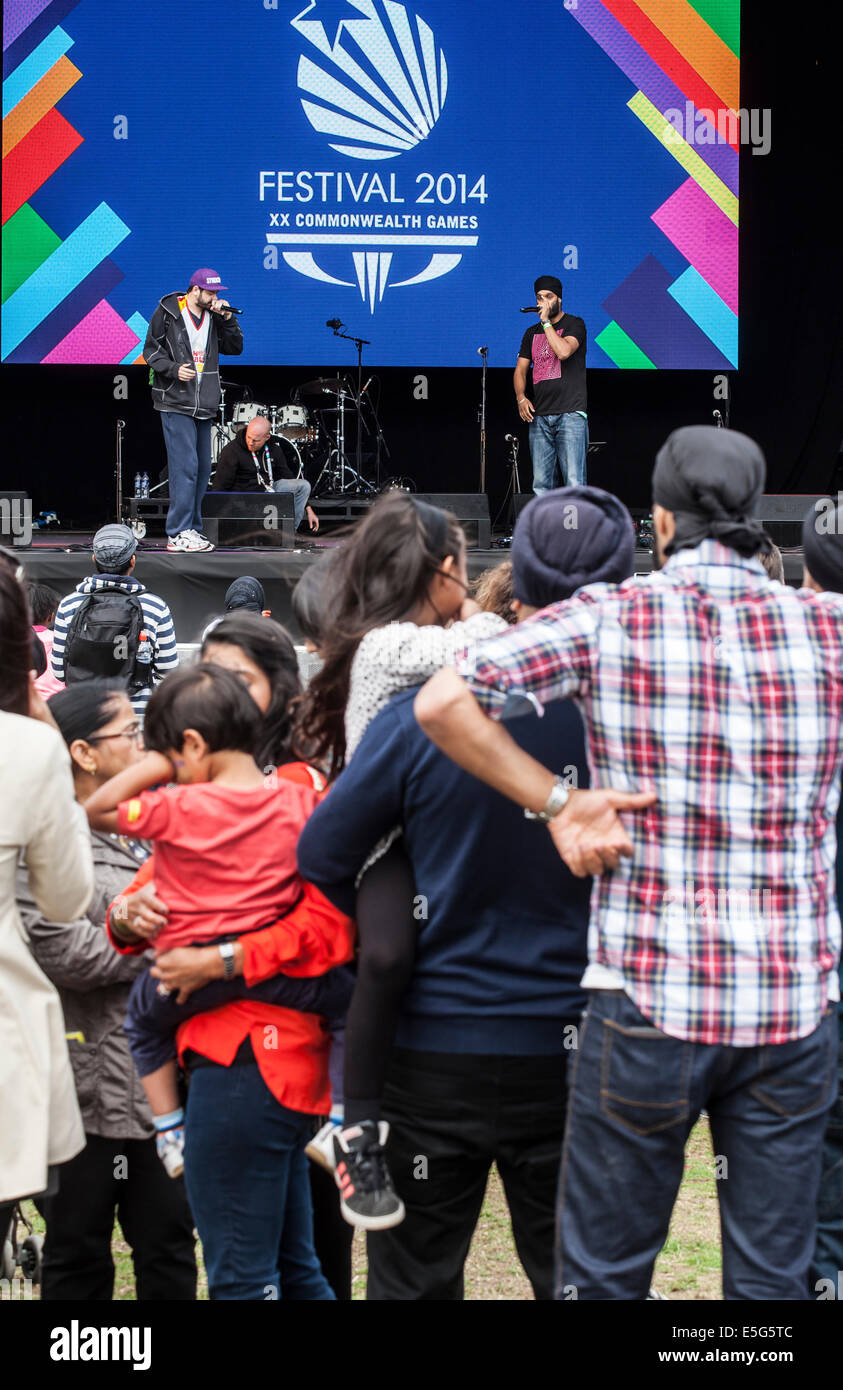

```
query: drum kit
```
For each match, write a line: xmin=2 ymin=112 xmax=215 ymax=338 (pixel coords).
xmin=212 ymin=376 xmax=384 ymax=496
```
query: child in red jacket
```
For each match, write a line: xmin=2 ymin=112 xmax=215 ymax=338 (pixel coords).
xmin=86 ymin=663 xmax=354 ymax=1178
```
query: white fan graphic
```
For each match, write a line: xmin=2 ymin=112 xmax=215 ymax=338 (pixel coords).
xmin=293 ymin=0 xmax=447 ymax=160
xmin=271 ymin=0 xmax=476 ymax=311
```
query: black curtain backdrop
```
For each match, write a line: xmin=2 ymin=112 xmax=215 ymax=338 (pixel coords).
xmin=2 ymin=3 xmax=840 ymax=527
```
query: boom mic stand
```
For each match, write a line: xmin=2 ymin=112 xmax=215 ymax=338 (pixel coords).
xmin=360 ymin=381 xmax=390 ymax=490
xmin=329 ymin=319 xmax=371 ymax=484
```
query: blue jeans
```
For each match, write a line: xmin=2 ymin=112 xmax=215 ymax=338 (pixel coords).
xmin=811 ymin=1014 xmax=843 ymax=1298
xmin=529 ymin=412 xmax=588 ymax=493
xmin=557 ymin=990 xmax=838 ymax=1300
xmin=160 ymin=411 xmax=213 ymax=537
xmin=184 ymin=1060 xmax=335 ymax=1301
xmin=273 ymin=477 xmax=311 ymax=530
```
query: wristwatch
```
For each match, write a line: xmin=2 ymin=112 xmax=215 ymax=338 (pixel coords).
xmin=524 ymin=776 xmax=571 ymax=823
xmin=218 ymin=942 xmax=236 ymax=980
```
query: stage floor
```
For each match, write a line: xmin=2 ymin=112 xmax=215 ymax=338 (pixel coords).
xmin=15 ymin=534 xmax=807 ymax=645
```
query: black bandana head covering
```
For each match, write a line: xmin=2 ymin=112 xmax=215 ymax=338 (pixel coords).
xmin=652 ymin=425 xmax=770 ymax=558
xmin=224 ymin=576 xmax=266 ymax=613
xmin=534 ymin=275 xmax=563 ymax=300
xmin=511 ymin=485 xmax=636 ymax=608
xmin=802 ymin=500 xmax=843 ymax=594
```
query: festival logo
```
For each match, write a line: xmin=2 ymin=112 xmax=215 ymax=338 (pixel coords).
xmin=261 ymin=0 xmax=487 ymax=311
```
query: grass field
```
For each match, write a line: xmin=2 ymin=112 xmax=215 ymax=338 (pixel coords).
xmin=11 ymin=1118 xmax=721 ymax=1301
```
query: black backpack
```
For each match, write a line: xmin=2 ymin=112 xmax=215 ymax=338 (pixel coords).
xmin=64 ymin=590 xmax=154 ymax=693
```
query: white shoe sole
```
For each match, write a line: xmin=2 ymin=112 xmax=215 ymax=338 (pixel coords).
xmin=304 ymin=1122 xmax=338 ymax=1172
xmin=339 ymin=1195 xmax=406 ymax=1231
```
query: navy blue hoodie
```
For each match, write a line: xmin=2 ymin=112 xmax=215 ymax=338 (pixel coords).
xmin=297 ymin=688 xmax=591 ymax=1055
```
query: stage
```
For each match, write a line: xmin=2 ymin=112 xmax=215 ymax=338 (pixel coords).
xmin=16 ymin=530 xmax=808 ymax=646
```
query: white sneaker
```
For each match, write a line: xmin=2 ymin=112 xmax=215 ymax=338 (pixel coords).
xmin=185 ymin=528 xmax=215 ymax=552
xmin=155 ymin=1126 xmax=185 ymax=1179
xmin=305 ymin=1120 xmax=339 ymax=1172
xmin=167 ymin=530 xmax=202 ymax=552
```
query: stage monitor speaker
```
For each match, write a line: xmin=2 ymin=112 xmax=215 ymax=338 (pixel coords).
xmin=759 ymin=494 xmax=829 ymax=549
xmin=0 ymin=490 xmax=30 ymax=547
xmin=198 ymin=492 xmax=296 ymax=549
xmin=412 ymin=493 xmax=491 ymax=549
xmin=513 ymin=492 xmax=534 ymax=521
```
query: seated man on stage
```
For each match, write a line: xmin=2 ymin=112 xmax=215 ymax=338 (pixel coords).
xmin=212 ymin=416 xmax=319 ymax=534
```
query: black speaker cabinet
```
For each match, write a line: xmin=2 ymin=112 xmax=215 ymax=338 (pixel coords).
xmin=412 ymin=493 xmax=491 ymax=549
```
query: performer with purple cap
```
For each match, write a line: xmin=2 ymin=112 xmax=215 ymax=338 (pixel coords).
xmin=144 ymin=269 xmax=243 ymax=552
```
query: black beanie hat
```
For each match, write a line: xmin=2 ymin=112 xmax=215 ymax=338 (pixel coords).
xmin=802 ymin=500 xmax=843 ymax=594
xmin=511 ymin=486 xmax=636 ymax=609
xmin=534 ymin=275 xmax=563 ymax=299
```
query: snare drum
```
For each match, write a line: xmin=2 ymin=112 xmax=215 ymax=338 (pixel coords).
xmin=276 ymin=404 xmax=309 ymax=440
xmin=231 ymin=402 xmax=269 ymax=427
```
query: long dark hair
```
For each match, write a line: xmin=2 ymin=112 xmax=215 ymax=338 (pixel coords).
xmin=200 ymin=612 xmax=301 ymax=770
xmin=294 ymin=492 xmax=464 ymax=777
xmin=0 ymin=557 xmax=33 ymax=717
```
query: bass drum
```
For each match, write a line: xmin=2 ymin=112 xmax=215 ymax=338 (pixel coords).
xmin=277 ymin=435 xmax=305 ymax=479
xmin=231 ymin=402 xmax=269 ymax=427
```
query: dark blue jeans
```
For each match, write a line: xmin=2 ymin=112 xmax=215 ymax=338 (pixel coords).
xmin=160 ymin=410 xmax=212 ymax=536
xmin=557 ymin=989 xmax=838 ymax=1300
xmin=529 ymin=411 xmax=588 ymax=492
xmin=811 ymin=1013 xmax=843 ymax=1298
xmin=184 ymin=1059 xmax=335 ymax=1300
xmin=124 ymin=957 xmax=354 ymax=1077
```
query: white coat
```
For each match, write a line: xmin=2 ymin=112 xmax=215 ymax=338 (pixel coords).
xmin=0 ymin=712 xmax=94 ymax=1202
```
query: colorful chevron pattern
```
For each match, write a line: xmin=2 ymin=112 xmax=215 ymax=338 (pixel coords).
xmin=1 ymin=1 xmax=147 ymax=363
xmin=569 ymin=0 xmax=740 ymax=369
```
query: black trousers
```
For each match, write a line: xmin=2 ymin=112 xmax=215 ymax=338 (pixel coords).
xmin=41 ymin=1133 xmax=196 ymax=1300
xmin=366 ymin=1046 xmax=572 ymax=1301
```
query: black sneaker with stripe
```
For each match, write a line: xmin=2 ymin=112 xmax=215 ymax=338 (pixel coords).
xmin=332 ymin=1120 xmax=405 ymax=1231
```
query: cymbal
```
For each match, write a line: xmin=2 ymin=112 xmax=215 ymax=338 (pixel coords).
xmin=298 ymin=377 xmax=350 ymax=396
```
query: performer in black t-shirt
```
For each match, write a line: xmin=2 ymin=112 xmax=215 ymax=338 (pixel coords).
xmin=212 ymin=415 xmax=319 ymax=532
xmin=514 ymin=275 xmax=588 ymax=494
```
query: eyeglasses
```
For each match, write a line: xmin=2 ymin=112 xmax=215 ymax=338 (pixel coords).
xmin=88 ymin=723 xmax=144 ymax=746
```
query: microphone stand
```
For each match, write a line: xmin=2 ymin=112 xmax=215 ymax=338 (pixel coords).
xmin=478 ymin=346 xmax=488 ymax=493
xmin=115 ymin=419 xmax=125 ymax=521
xmin=330 ymin=321 xmax=371 ymax=484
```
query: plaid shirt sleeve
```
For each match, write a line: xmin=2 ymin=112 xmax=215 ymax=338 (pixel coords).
xmin=455 ymin=588 xmax=603 ymax=716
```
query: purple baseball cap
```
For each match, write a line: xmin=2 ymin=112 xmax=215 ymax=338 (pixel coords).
xmin=189 ymin=268 xmax=229 ymax=293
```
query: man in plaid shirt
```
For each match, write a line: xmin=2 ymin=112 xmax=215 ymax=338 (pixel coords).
xmin=415 ymin=428 xmax=843 ymax=1300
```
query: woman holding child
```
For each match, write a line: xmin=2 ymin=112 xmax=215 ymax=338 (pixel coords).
xmin=88 ymin=656 xmax=354 ymax=1301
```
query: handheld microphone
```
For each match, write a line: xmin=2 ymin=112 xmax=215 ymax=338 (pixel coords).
xmin=361 ymin=377 xmax=373 ymax=395
xmin=520 ymin=306 xmax=541 ymax=313
xmin=504 ymin=433 xmax=519 ymax=443
xmin=478 ymin=345 xmax=488 ymax=355
xmin=326 ymin=318 xmax=343 ymax=330
xmin=209 ymin=304 xmax=243 ymax=315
